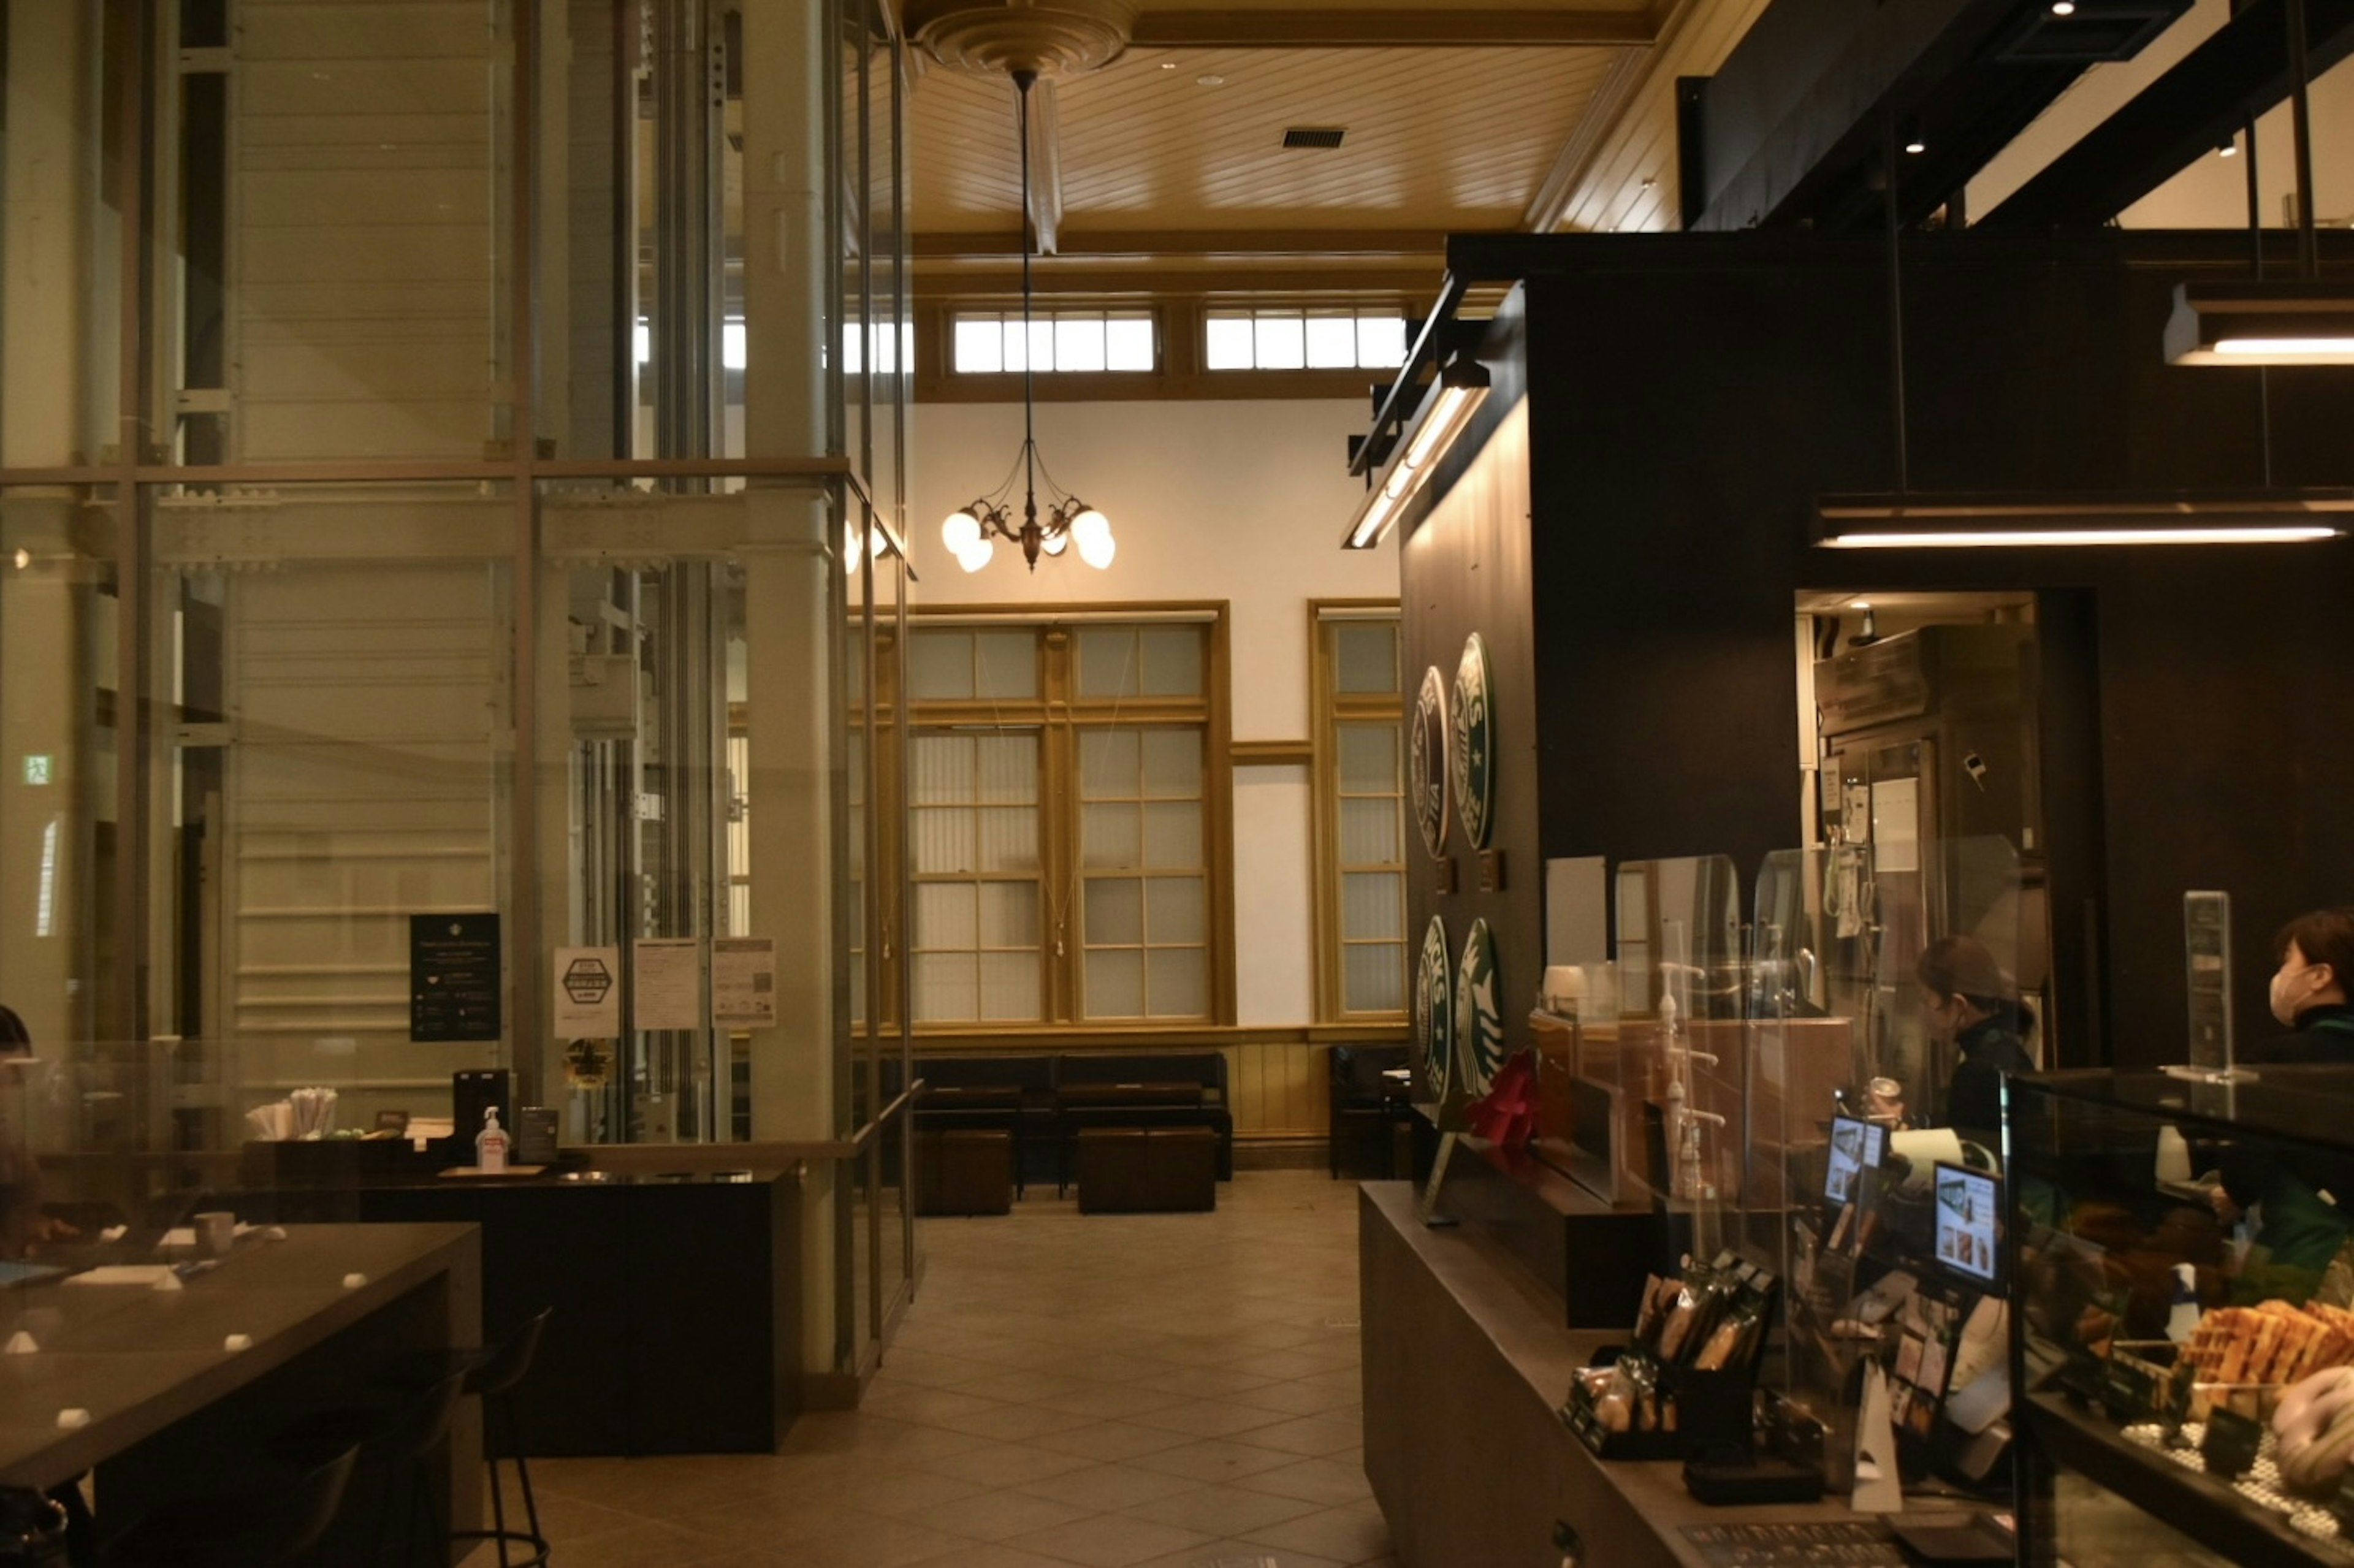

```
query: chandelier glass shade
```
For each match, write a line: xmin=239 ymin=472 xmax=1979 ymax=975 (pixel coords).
xmin=945 ymin=69 xmax=1114 ymax=574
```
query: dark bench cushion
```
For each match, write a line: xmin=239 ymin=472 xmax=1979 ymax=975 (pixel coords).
xmin=1076 ymin=1127 xmax=1217 ymax=1214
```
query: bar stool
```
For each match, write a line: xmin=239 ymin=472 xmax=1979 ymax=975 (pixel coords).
xmin=457 ymin=1308 xmax=553 ymax=1568
xmin=98 ymin=1445 xmax=358 ymax=1568
xmin=269 ymin=1368 xmax=467 ymax=1567
xmin=379 ymin=1307 xmax=554 ymax=1568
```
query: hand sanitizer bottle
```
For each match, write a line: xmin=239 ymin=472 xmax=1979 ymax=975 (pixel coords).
xmin=476 ymin=1106 xmax=510 ymax=1174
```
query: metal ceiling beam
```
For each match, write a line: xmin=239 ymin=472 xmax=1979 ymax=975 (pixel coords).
xmin=1128 ymin=7 xmax=1657 ymax=48
xmin=1979 ymin=0 xmax=2354 ymax=229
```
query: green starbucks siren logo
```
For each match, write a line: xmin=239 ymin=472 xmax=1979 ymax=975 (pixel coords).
xmin=1415 ymin=916 xmax=1454 ymax=1102
xmin=1451 ymin=633 xmax=1495 ymax=851
xmin=1411 ymin=666 xmax=1449 ymax=861
xmin=1455 ymin=918 xmax=1504 ymax=1095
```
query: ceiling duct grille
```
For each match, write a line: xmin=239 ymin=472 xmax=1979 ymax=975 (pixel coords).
xmin=1282 ymin=127 xmax=1346 ymax=150
xmin=1990 ymin=0 xmax=2190 ymax=64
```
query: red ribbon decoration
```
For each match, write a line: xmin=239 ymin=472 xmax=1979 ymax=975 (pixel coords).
xmin=1466 ymin=1047 xmax=1539 ymax=1151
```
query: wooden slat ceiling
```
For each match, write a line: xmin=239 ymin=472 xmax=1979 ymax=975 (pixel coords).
xmin=910 ymin=45 xmax=1627 ymax=238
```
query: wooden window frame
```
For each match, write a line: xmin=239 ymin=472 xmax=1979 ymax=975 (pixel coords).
xmin=850 ymin=603 xmax=1236 ymax=1035
xmin=1309 ymin=599 xmax=1408 ymax=1024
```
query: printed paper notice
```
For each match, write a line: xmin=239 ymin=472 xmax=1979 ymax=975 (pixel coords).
xmin=711 ymin=937 xmax=778 ymax=1027
xmin=632 ymin=938 xmax=703 ymax=1031
xmin=553 ymin=946 xmax=622 ymax=1038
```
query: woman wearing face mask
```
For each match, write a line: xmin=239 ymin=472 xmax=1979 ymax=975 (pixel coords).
xmin=1915 ymin=935 xmax=2036 ymax=1144
xmin=2250 ymin=908 xmax=2354 ymax=1063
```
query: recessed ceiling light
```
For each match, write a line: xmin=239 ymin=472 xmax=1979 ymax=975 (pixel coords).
xmin=1159 ymin=61 xmax=1176 ymax=69
xmin=1196 ymin=74 xmax=1224 ymax=86
xmin=1640 ymin=175 xmax=1657 ymax=190
xmin=1849 ymin=599 xmax=1873 ymax=610
xmin=2049 ymin=0 xmax=2076 ymax=13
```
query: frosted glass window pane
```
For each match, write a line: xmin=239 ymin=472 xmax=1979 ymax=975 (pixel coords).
xmin=1254 ymin=315 xmax=1306 ymax=369
xmin=1141 ymin=729 xmax=1202 ymax=797
xmin=1335 ymin=622 xmax=1399 ymax=693
xmin=730 ymin=884 xmax=749 ymax=937
xmin=1056 ymin=316 xmax=1106 ymax=372
xmin=1306 ymin=316 xmax=1358 ymax=368
xmin=1344 ymin=943 xmax=1405 ymax=1013
xmin=954 ymin=316 xmax=1003 ymax=373
xmin=1138 ymin=627 xmax=1203 ymax=695
xmin=976 ymin=808 xmax=1039 ymax=872
xmin=1086 ymin=877 xmax=1144 ymax=945
xmin=1084 ymin=803 xmax=1141 ymax=869
xmin=978 ymin=951 xmax=1040 ymax=1021
xmin=1205 ymin=316 xmax=1254 ymax=370
xmin=1107 ymin=316 xmax=1155 ymax=370
xmin=915 ymin=953 xmax=977 ymax=1022
xmin=1146 ymin=876 xmax=1205 ymax=945
xmin=975 ymin=733 xmax=1039 ymax=803
xmin=974 ymin=631 xmax=1038 ymax=698
xmin=1085 ymin=948 xmax=1145 ymax=1018
xmin=1030 ymin=320 xmax=1056 ymax=371
xmin=978 ymin=881 xmax=1040 ymax=946
xmin=1337 ymin=724 xmax=1398 ymax=794
xmin=1147 ymin=949 xmax=1208 ymax=1017
xmin=1080 ymin=728 xmax=1140 ymax=796
xmin=916 ymin=883 xmax=978 ymax=949
xmin=1142 ymin=801 xmax=1202 ymax=869
xmin=1358 ymin=316 xmax=1407 ymax=368
xmin=912 ymin=808 xmax=975 ymax=874
xmin=1340 ymin=797 xmax=1400 ymax=864
xmin=1344 ymin=870 xmax=1403 ymax=940
xmin=909 ymin=631 xmax=974 ymax=699
xmin=910 ymin=735 xmax=974 ymax=805
xmin=1076 ymin=628 xmax=1140 ymax=698
xmin=1001 ymin=319 xmax=1027 ymax=372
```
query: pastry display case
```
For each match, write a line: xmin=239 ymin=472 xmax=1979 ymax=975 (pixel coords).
xmin=2010 ymin=1067 xmax=2354 ymax=1567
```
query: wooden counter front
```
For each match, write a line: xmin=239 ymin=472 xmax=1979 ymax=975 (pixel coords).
xmin=1360 ymin=1182 xmax=1865 ymax=1568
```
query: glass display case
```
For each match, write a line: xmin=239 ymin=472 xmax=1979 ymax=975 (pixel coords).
xmin=2010 ymin=1067 xmax=2354 ymax=1567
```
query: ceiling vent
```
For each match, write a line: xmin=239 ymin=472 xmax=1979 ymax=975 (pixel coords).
xmin=1282 ymin=127 xmax=1346 ymax=150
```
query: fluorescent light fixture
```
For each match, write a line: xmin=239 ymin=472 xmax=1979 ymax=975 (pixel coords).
xmin=2165 ymin=281 xmax=2354 ymax=365
xmin=1815 ymin=492 xmax=2353 ymax=549
xmin=1343 ymin=358 xmax=1491 ymax=549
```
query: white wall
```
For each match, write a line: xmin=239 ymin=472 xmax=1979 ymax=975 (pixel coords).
xmin=905 ymin=397 xmax=1397 ymax=1026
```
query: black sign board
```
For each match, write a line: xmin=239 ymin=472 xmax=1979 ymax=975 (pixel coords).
xmin=410 ymin=912 xmax=502 ymax=1043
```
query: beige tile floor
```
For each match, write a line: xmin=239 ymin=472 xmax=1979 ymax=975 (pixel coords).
xmin=527 ymin=1169 xmax=1396 ymax=1568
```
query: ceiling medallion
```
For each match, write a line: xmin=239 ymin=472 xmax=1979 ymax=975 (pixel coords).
xmin=903 ymin=0 xmax=1138 ymax=78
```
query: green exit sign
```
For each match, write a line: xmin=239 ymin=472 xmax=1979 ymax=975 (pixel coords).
xmin=21 ymin=755 xmax=50 ymax=786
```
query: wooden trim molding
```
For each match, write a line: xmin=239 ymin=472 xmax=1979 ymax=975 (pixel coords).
xmin=1130 ymin=7 xmax=1656 ymax=47
xmin=1233 ymin=739 xmax=1314 ymax=766
xmin=881 ymin=1022 xmax=1409 ymax=1051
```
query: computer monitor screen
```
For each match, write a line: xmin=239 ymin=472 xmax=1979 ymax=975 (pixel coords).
xmin=1934 ymin=1162 xmax=2002 ymax=1287
xmin=1825 ymin=1115 xmax=1886 ymax=1206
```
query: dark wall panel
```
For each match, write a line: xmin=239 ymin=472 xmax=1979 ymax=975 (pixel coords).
xmin=1442 ymin=232 xmax=2354 ymax=1071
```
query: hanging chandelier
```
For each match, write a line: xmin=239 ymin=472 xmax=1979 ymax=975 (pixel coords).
xmin=941 ymin=69 xmax=1116 ymax=573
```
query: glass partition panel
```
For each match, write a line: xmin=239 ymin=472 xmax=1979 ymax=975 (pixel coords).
xmin=1612 ymin=856 xmax=1744 ymax=1221
xmin=1757 ymin=835 xmax=2025 ymax=1500
xmin=0 ymin=7 xmax=121 ymax=470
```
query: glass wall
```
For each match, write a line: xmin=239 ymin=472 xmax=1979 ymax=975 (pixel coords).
xmin=0 ymin=0 xmax=913 ymax=1375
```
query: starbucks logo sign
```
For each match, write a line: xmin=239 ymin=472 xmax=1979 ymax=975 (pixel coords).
xmin=1451 ymin=633 xmax=1495 ymax=851
xmin=1455 ymin=918 xmax=1504 ymax=1095
xmin=1415 ymin=916 xmax=1454 ymax=1102
xmin=1410 ymin=666 xmax=1449 ymax=861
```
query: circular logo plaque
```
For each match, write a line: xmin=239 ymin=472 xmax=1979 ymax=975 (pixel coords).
xmin=1451 ymin=633 xmax=1495 ymax=852
xmin=1415 ymin=916 xmax=1454 ymax=1102
xmin=1410 ymin=666 xmax=1450 ymax=861
xmin=1455 ymin=918 xmax=1505 ymax=1095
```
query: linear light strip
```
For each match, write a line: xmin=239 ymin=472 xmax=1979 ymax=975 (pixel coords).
xmin=1823 ymin=526 xmax=2343 ymax=549
xmin=1343 ymin=371 xmax=1490 ymax=549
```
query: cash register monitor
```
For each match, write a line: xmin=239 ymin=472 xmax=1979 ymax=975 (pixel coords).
xmin=1825 ymin=1114 xmax=1886 ymax=1206
xmin=1933 ymin=1162 xmax=2003 ymax=1288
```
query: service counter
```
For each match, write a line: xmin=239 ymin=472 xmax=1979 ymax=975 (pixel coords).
xmin=223 ymin=1159 xmax=804 ymax=1457
xmin=1361 ymin=1182 xmax=1880 ymax=1568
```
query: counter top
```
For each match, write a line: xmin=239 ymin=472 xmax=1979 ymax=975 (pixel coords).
xmin=0 ymin=1222 xmax=477 ymax=1490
